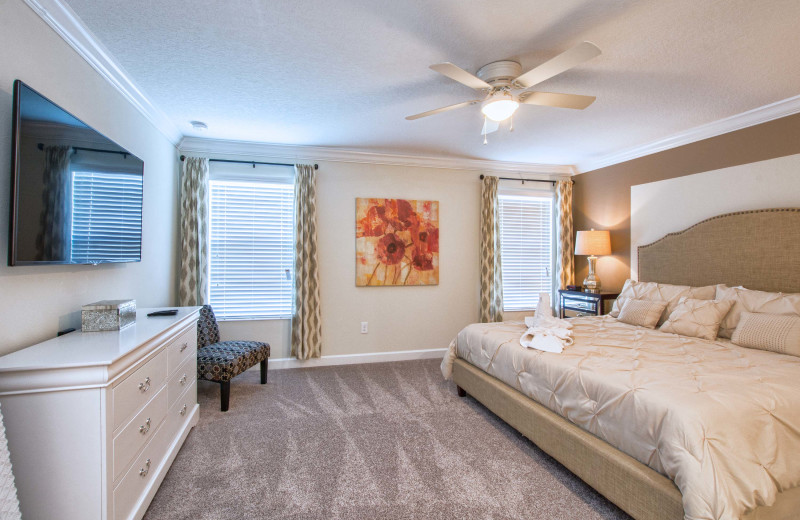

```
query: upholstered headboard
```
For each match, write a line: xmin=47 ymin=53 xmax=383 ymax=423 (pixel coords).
xmin=637 ymin=208 xmax=800 ymax=293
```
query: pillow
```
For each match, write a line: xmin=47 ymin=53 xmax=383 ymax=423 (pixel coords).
xmin=731 ymin=312 xmax=800 ymax=357
xmin=715 ymin=285 xmax=800 ymax=338
xmin=609 ymin=280 xmax=718 ymax=327
xmin=616 ymin=299 xmax=668 ymax=329
xmin=659 ymin=297 xmax=734 ymax=341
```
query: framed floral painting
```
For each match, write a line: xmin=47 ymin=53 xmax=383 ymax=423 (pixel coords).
xmin=356 ymin=198 xmax=439 ymax=286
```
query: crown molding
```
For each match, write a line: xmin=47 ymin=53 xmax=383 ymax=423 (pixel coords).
xmin=23 ymin=0 xmax=182 ymax=145
xmin=576 ymin=94 xmax=800 ymax=173
xmin=178 ymin=137 xmax=576 ymax=176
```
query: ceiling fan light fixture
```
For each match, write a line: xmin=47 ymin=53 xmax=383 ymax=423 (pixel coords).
xmin=481 ymin=93 xmax=519 ymax=122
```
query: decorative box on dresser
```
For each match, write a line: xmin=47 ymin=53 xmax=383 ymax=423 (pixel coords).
xmin=0 ymin=307 xmax=200 ymax=520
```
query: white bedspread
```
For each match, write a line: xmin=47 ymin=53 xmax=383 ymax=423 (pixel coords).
xmin=441 ymin=316 xmax=800 ymax=520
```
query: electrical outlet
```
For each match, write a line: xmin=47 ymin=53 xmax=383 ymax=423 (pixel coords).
xmin=360 ymin=322 xmax=368 ymax=334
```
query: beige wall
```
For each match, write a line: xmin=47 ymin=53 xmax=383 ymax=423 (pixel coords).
xmin=572 ymin=112 xmax=800 ymax=292
xmin=0 ymin=0 xmax=180 ymax=354
xmin=216 ymin=158 xmax=488 ymax=359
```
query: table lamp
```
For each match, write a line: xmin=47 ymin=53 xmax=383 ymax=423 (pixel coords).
xmin=574 ymin=229 xmax=611 ymax=293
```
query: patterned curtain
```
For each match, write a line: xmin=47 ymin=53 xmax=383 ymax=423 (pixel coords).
xmin=35 ymin=145 xmax=72 ymax=261
xmin=291 ymin=164 xmax=322 ymax=360
xmin=555 ymin=180 xmax=575 ymax=290
xmin=479 ymin=175 xmax=503 ymax=323
xmin=179 ymin=157 xmax=209 ymax=306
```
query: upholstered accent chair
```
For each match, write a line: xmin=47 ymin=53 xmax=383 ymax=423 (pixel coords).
xmin=196 ymin=305 xmax=270 ymax=411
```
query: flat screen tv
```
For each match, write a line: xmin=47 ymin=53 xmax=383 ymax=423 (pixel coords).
xmin=8 ymin=80 xmax=144 ymax=266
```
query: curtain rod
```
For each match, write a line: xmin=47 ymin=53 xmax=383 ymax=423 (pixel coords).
xmin=179 ymin=155 xmax=318 ymax=170
xmin=479 ymin=174 xmax=573 ymax=186
xmin=37 ymin=142 xmax=131 ymax=158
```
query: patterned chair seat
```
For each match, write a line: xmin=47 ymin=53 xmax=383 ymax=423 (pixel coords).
xmin=197 ymin=340 xmax=270 ymax=383
xmin=196 ymin=305 xmax=270 ymax=411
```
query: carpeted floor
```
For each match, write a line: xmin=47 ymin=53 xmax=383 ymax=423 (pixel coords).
xmin=144 ymin=359 xmax=630 ymax=519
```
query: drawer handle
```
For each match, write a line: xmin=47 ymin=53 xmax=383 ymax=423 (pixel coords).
xmin=180 ymin=404 xmax=187 ymax=416
xmin=180 ymin=342 xmax=188 ymax=352
xmin=138 ymin=377 xmax=151 ymax=392
xmin=179 ymin=374 xmax=187 ymax=386
xmin=139 ymin=418 xmax=151 ymax=435
xmin=139 ymin=459 xmax=151 ymax=477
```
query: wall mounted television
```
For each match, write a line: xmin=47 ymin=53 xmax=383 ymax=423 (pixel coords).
xmin=8 ymin=80 xmax=144 ymax=266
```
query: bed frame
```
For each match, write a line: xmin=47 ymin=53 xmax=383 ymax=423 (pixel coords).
xmin=453 ymin=208 xmax=800 ymax=520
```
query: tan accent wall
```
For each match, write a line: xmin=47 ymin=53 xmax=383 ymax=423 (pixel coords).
xmin=572 ymin=112 xmax=800 ymax=292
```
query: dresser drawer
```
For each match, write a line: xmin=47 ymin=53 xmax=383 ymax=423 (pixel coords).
xmin=113 ymin=421 xmax=172 ymax=520
xmin=165 ymin=379 xmax=197 ymax=442
xmin=113 ymin=386 xmax=168 ymax=482
xmin=167 ymin=356 xmax=196 ymax=407
xmin=113 ymin=350 xmax=168 ymax=430
xmin=167 ymin=328 xmax=196 ymax=374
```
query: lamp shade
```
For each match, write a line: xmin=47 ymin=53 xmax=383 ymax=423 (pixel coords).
xmin=575 ymin=229 xmax=611 ymax=256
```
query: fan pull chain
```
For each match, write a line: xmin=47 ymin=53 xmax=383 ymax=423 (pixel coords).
xmin=509 ymin=114 xmax=514 ymax=132
xmin=483 ymin=116 xmax=488 ymax=145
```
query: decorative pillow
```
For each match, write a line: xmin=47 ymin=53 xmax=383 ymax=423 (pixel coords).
xmin=609 ymin=280 xmax=718 ymax=327
xmin=616 ymin=299 xmax=668 ymax=329
xmin=659 ymin=297 xmax=734 ymax=341
xmin=715 ymin=285 xmax=800 ymax=338
xmin=731 ymin=312 xmax=800 ymax=357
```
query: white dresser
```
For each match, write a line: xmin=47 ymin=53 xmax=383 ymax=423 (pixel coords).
xmin=0 ymin=307 xmax=200 ymax=520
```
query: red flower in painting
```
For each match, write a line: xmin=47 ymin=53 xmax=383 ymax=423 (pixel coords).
xmin=384 ymin=199 xmax=417 ymax=231
xmin=377 ymin=233 xmax=406 ymax=265
xmin=412 ymin=252 xmax=434 ymax=271
xmin=359 ymin=205 xmax=387 ymax=237
xmin=414 ymin=225 xmax=439 ymax=254
xmin=427 ymin=227 xmax=439 ymax=253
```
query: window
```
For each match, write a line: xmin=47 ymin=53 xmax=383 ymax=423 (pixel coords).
xmin=208 ymin=166 xmax=294 ymax=320
xmin=70 ymin=170 xmax=143 ymax=263
xmin=498 ymin=192 xmax=554 ymax=311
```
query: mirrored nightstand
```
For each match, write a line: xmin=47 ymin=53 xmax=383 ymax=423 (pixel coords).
xmin=558 ymin=290 xmax=619 ymax=318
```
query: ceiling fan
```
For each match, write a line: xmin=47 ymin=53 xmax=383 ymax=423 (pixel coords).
xmin=406 ymin=41 xmax=601 ymax=142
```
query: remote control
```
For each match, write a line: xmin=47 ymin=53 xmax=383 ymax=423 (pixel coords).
xmin=147 ymin=309 xmax=179 ymax=317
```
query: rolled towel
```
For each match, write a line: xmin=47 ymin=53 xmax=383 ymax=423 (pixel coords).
xmin=536 ymin=292 xmax=553 ymax=319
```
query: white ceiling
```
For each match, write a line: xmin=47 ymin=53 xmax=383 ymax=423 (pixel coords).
xmin=62 ymin=0 xmax=800 ymax=168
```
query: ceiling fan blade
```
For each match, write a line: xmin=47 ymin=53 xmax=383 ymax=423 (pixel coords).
xmin=430 ymin=63 xmax=492 ymax=90
xmin=405 ymin=100 xmax=480 ymax=120
xmin=514 ymin=41 xmax=601 ymax=89
xmin=481 ymin=119 xmax=499 ymax=135
xmin=520 ymin=91 xmax=596 ymax=110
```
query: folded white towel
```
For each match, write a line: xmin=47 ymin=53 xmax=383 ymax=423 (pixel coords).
xmin=520 ymin=324 xmax=574 ymax=351
xmin=520 ymin=293 xmax=574 ymax=353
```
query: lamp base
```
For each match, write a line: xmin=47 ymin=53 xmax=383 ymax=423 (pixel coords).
xmin=583 ymin=255 xmax=601 ymax=293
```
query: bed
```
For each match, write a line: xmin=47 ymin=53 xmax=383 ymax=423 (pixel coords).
xmin=443 ymin=208 xmax=800 ymax=520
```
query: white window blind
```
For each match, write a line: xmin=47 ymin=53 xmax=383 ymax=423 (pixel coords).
xmin=498 ymin=193 xmax=554 ymax=311
xmin=70 ymin=170 xmax=143 ymax=263
xmin=208 ymin=178 xmax=294 ymax=320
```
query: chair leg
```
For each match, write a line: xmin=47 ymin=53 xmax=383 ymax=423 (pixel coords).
xmin=220 ymin=381 xmax=230 ymax=412
xmin=260 ymin=359 xmax=268 ymax=384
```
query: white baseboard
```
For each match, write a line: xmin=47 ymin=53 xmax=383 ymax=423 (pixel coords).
xmin=251 ymin=348 xmax=447 ymax=371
